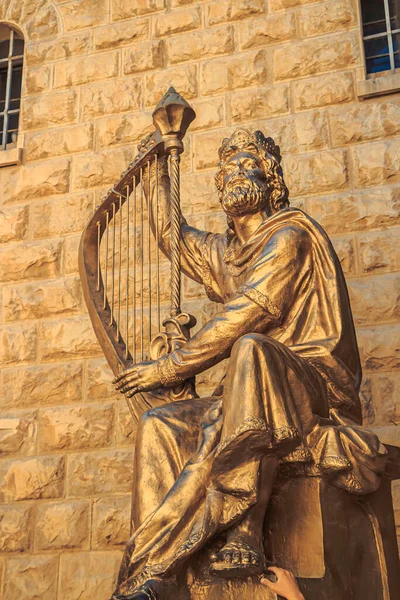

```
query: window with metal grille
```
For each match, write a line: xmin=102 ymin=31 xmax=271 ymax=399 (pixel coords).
xmin=0 ymin=24 xmax=24 ymax=152
xmin=361 ymin=0 xmax=400 ymax=75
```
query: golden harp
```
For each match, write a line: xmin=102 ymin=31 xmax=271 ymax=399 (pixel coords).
xmin=79 ymin=88 xmax=198 ymax=422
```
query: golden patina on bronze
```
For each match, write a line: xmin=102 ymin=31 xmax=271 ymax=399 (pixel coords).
xmin=79 ymin=90 xmax=400 ymax=600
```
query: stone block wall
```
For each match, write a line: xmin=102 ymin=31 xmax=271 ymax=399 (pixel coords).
xmin=0 ymin=0 xmax=399 ymax=598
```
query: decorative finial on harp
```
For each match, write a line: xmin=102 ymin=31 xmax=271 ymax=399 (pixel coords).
xmin=152 ymin=87 xmax=196 ymax=154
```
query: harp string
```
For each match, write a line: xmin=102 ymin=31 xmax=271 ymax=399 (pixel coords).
xmin=125 ymin=184 xmax=130 ymax=360
xmin=140 ymin=168 xmax=144 ymax=361
xmin=111 ymin=202 xmax=116 ymax=326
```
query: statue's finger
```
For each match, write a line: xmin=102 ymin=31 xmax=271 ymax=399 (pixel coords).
xmin=113 ymin=369 xmax=135 ymax=384
xmin=115 ymin=373 xmax=138 ymax=390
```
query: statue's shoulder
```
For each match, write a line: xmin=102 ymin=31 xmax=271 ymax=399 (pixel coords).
xmin=266 ymin=209 xmax=314 ymax=249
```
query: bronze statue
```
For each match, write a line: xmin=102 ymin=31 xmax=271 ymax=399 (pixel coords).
xmin=79 ymin=90 xmax=400 ymax=600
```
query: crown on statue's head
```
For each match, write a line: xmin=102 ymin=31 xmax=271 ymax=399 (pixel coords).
xmin=218 ymin=128 xmax=282 ymax=165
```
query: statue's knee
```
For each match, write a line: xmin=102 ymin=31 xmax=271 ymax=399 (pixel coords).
xmin=138 ymin=407 xmax=162 ymax=436
xmin=231 ymin=333 xmax=265 ymax=356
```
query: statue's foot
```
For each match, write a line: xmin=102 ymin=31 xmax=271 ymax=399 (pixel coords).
xmin=210 ymin=540 xmax=265 ymax=579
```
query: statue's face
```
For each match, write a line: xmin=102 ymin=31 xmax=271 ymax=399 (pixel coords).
xmin=220 ymin=150 xmax=269 ymax=217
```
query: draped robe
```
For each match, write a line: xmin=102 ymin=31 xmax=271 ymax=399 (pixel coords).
xmin=115 ymin=205 xmax=388 ymax=596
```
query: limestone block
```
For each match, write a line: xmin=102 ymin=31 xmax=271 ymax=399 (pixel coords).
xmin=207 ymin=0 xmax=264 ymax=25
xmin=39 ymin=317 xmax=101 ymax=362
xmin=22 ymin=90 xmax=77 ymax=130
xmin=55 ymin=51 xmax=119 ymax=88
xmin=63 ymin=234 xmax=81 ymax=275
xmin=86 ymin=358 xmax=119 ymax=401
xmin=35 ymin=500 xmax=90 ymax=550
xmin=59 ymin=0 xmax=109 ymax=32
xmin=2 ymin=362 xmax=83 ymax=409
xmin=229 ymin=85 xmax=289 ymax=123
xmin=4 ymin=555 xmax=58 ymax=600
xmin=81 ymin=77 xmax=142 ymax=119
xmin=284 ymin=150 xmax=348 ymax=197
xmin=155 ymin=6 xmax=201 ymax=37
xmin=330 ymin=99 xmax=400 ymax=147
xmin=24 ymin=64 xmax=52 ymax=94
xmin=0 ymin=205 xmax=28 ymax=244
xmin=3 ymin=159 xmax=70 ymax=203
xmin=92 ymin=495 xmax=131 ymax=548
xmin=348 ymin=274 xmax=400 ymax=327
xmin=0 ymin=412 xmax=37 ymax=456
xmin=0 ymin=504 xmax=33 ymax=552
xmin=293 ymin=71 xmax=355 ymax=111
xmin=95 ymin=19 xmax=149 ymax=50
xmin=67 ymin=450 xmax=133 ymax=496
xmin=194 ymin=128 xmax=234 ymax=170
xmin=201 ymin=50 xmax=269 ymax=95
xmin=181 ymin=172 xmax=218 ymax=215
xmin=73 ymin=147 xmax=135 ymax=190
xmin=32 ymin=193 xmax=93 ymax=238
xmin=0 ymin=323 xmax=37 ymax=367
xmin=59 ymin=551 xmax=121 ymax=600
xmin=307 ymin=188 xmax=400 ymax=234
xmin=2 ymin=277 xmax=82 ymax=322
xmin=358 ymin=325 xmax=400 ymax=372
xmin=330 ymin=235 xmax=357 ymax=276
xmin=117 ymin=400 xmax=137 ymax=446
xmin=271 ymin=0 xmax=321 ymax=9
xmin=274 ymin=32 xmax=360 ymax=81
xmin=238 ymin=11 xmax=296 ymax=49
xmin=0 ymin=455 xmax=64 ymax=502
xmin=113 ymin=0 xmax=165 ymax=20
xmin=96 ymin=111 xmax=157 ymax=148
xmin=8 ymin=0 xmax=59 ymax=40
xmin=25 ymin=124 xmax=94 ymax=162
xmin=257 ymin=110 xmax=329 ymax=154
xmin=26 ymin=31 xmax=92 ymax=66
xmin=299 ymin=0 xmax=357 ymax=37
xmin=370 ymin=372 xmax=400 ymax=426
xmin=168 ymin=25 xmax=234 ymax=64
xmin=358 ymin=229 xmax=400 ymax=275
xmin=38 ymin=403 xmax=115 ymax=452
xmin=145 ymin=64 xmax=197 ymax=107
xmin=189 ymin=98 xmax=225 ymax=132
xmin=0 ymin=239 xmax=62 ymax=283
xmin=123 ymin=40 xmax=165 ymax=74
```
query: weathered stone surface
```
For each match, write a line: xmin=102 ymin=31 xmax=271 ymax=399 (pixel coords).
xmin=207 ymin=0 xmax=264 ymax=25
xmin=32 ymin=193 xmax=93 ymax=238
xmin=293 ymin=71 xmax=355 ymax=111
xmin=26 ymin=32 xmax=92 ymax=66
xmin=38 ymin=404 xmax=115 ymax=452
xmin=256 ymin=110 xmax=329 ymax=154
xmin=0 ymin=205 xmax=28 ymax=244
xmin=348 ymin=274 xmax=400 ymax=327
xmin=201 ymin=50 xmax=269 ymax=95
xmin=25 ymin=124 xmax=94 ymax=162
xmin=59 ymin=551 xmax=121 ymax=600
xmin=238 ymin=11 xmax=296 ymax=49
xmin=96 ymin=111 xmax=156 ymax=148
xmin=145 ymin=64 xmax=198 ymax=106
xmin=63 ymin=234 xmax=81 ymax=275
xmin=229 ymin=85 xmax=289 ymax=123
xmin=9 ymin=0 xmax=59 ymax=40
xmin=73 ymin=147 xmax=135 ymax=190
xmin=82 ymin=77 xmax=142 ymax=119
xmin=358 ymin=229 xmax=400 ymax=275
xmin=24 ymin=64 xmax=52 ymax=94
xmin=358 ymin=325 xmax=400 ymax=372
xmin=155 ymin=6 xmax=201 ymax=37
xmin=2 ymin=362 xmax=83 ymax=409
xmin=331 ymin=235 xmax=357 ymax=277
xmin=95 ymin=19 xmax=149 ymax=50
xmin=59 ymin=0 xmax=108 ymax=32
xmin=0 ymin=239 xmax=62 ymax=283
xmin=0 ymin=504 xmax=33 ymax=552
xmin=67 ymin=450 xmax=133 ymax=496
xmin=117 ymin=400 xmax=137 ymax=446
xmin=86 ymin=358 xmax=119 ymax=401
xmin=284 ymin=150 xmax=348 ymax=197
xmin=2 ymin=277 xmax=82 ymax=322
xmin=299 ymin=0 xmax=357 ymax=37
xmin=194 ymin=128 xmax=234 ymax=170
xmin=188 ymin=98 xmax=226 ymax=133
xmin=274 ymin=32 xmax=360 ymax=81
xmin=123 ymin=40 xmax=165 ymax=74
xmin=0 ymin=412 xmax=37 ymax=456
xmin=0 ymin=455 xmax=64 ymax=502
xmin=168 ymin=25 xmax=234 ymax=64
xmin=35 ymin=500 xmax=90 ymax=550
xmin=369 ymin=373 xmax=400 ymax=425
xmin=55 ymin=51 xmax=119 ymax=88
xmin=0 ymin=324 xmax=37 ymax=367
xmin=39 ymin=317 xmax=100 ymax=362
xmin=4 ymin=555 xmax=58 ymax=600
xmin=112 ymin=0 xmax=165 ymax=20
xmin=2 ymin=159 xmax=71 ymax=203
xmin=92 ymin=495 xmax=131 ymax=547
xmin=271 ymin=0 xmax=323 ymax=9
xmin=22 ymin=90 xmax=77 ymax=130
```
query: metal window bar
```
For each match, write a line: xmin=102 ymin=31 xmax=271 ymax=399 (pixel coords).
xmin=362 ymin=0 xmax=400 ymax=73
xmin=1 ymin=29 xmax=24 ymax=151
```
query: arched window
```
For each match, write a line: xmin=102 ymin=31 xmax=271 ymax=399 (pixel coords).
xmin=0 ymin=24 xmax=24 ymax=151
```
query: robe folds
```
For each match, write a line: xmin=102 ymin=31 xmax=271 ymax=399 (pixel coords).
xmin=115 ymin=207 xmax=387 ymax=596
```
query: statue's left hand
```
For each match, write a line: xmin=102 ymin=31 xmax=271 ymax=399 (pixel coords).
xmin=113 ymin=361 xmax=162 ymax=397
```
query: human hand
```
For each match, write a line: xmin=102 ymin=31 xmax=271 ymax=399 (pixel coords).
xmin=113 ymin=361 xmax=162 ymax=397
xmin=261 ymin=567 xmax=304 ymax=600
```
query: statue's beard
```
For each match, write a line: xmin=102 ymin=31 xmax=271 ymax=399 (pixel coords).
xmin=221 ymin=177 xmax=269 ymax=217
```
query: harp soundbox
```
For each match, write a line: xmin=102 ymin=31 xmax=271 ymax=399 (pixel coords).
xmin=79 ymin=88 xmax=198 ymax=422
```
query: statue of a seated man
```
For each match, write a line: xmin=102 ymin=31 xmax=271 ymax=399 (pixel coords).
xmin=111 ymin=129 xmax=387 ymax=600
